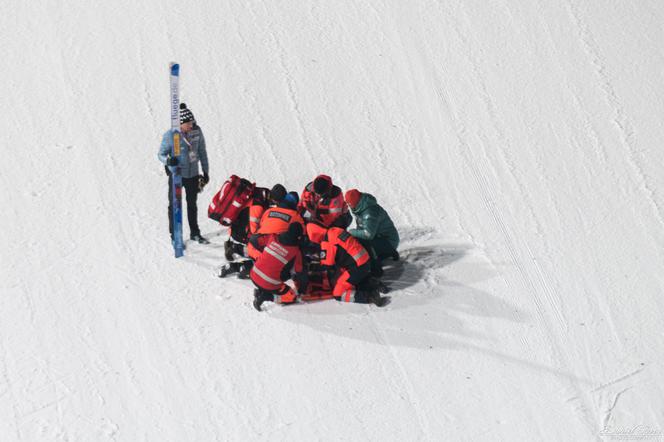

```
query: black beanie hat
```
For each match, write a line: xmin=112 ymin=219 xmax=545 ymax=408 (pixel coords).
xmin=180 ymin=103 xmax=195 ymax=124
xmin=270 ymin=184 xmax=287 ymax=202
xmin=313 ymin=175 xmax=332 ymax=195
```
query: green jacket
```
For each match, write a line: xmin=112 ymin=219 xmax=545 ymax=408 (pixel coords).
xmin=348 ymin=193 xmax=399 ymax=249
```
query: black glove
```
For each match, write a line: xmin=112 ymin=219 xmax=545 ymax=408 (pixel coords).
xmin=203 ymin=173 xmax=210 ymax=184
xmin=197 ymin=175 xmax=207 ymax=193
xmin=301 ymin=240 xmax=321 ymax=260
xmin=332 ymin=211 xmax=353 ymax=229
xmin=166 ymin=156 xmax=178 ymax=166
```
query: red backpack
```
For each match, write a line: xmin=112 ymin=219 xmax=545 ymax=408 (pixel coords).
xmin=208 ymin=175 xmax=256 ymax=226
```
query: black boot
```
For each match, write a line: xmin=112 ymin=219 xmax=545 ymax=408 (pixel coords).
xmin=253 ymin=289 xmax=272 ymax=311
xmin=362 ymin=276 xmax=390 ymax=294
xmin=191 ymin=233 xmax=210 ymax=244
xmin=253 ymin=289 xmax=263 ymax=311
xmin=367 ymin=290 xmax=390 ymax=307
xmin=224 ymin=240 xmax=234 ymax=261
xmin=218 ymin=262 xmax=241 ymax=278
xmin=224 ymin=239 xmax=245 ymax=261
xmin=233 ymin=242 xmax=245 ymax=257
xmin=237 ymin=260 xmax=253 ymax=279
xmin=376 ymin=280 xmax=391 ymax=294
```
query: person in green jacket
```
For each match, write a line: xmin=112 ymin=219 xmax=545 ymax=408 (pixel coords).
xmin=344 ymin=189 xmax=400 ymax=275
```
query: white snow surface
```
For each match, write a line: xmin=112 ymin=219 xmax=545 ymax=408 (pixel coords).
xmin=2 ymin=1 xmax=664 ymax=440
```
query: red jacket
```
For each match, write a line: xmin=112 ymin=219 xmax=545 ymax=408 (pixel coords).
xmin=248 ymin=187 xmax=270 ymax=234
xmin=321 ymin=228 xmax=369 ymax=267
xmin=249 ymin=204 xmax=265 ymax=234
xmin=299 ymin=179 xmax=349 ymax=227
xmin=307 ymin=224 xmax=371 ymax=286
xmin=250 ymin=237 xmax=303 ymax=291
xmin=257 ymin=207 xmax=305 ymax=235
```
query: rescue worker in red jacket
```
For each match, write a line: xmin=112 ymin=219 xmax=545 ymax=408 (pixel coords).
xmin=306 ymin=223 xmax=388 ymax=306
xmin=224 ymin=186 xmax=271 ymax=261
xmin=247 ymin=190 xmax=304 ymax=260
xmin=251 ymin=222 xmax=308 ymax=311
xmin=217 ymin=184 xmax=286 ymax=279
xmin=298 ymin=174 xmax=352 ymax=228
xmin=217 ymin=184 xmax=278 ymax=279
xmin=221 ymin=190 xmax=302 ymax=279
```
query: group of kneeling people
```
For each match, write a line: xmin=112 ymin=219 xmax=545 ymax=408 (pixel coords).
xmin=218 ymin=174 xmax=400 ymax=311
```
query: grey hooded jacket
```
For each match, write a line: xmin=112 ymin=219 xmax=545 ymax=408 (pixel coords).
xmin=158 ymin=126 xmax=209 ymax=179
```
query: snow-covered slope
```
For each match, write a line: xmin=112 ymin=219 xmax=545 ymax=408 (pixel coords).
xmin=2 ymin=1 xmax=663 ymax=440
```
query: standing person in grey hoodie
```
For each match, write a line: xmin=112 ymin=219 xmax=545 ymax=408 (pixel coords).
xmin=158 ymin=103 xmax=210 ymax=244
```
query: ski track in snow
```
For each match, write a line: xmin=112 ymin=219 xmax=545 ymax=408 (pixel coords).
xmin=564 ymin=0 xmax=664 ymax=230
xmin=366 ymin=312 xmax=435 ymax=438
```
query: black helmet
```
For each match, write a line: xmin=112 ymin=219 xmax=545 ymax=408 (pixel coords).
xmin=270 ymin=184 xmax=287 ymax=203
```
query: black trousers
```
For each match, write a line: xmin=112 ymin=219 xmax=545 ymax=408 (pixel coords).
xmin=168 ymin=175 xmax=200 ymax=238
xmin=229 ymin=207 xmax=250 ymax=244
